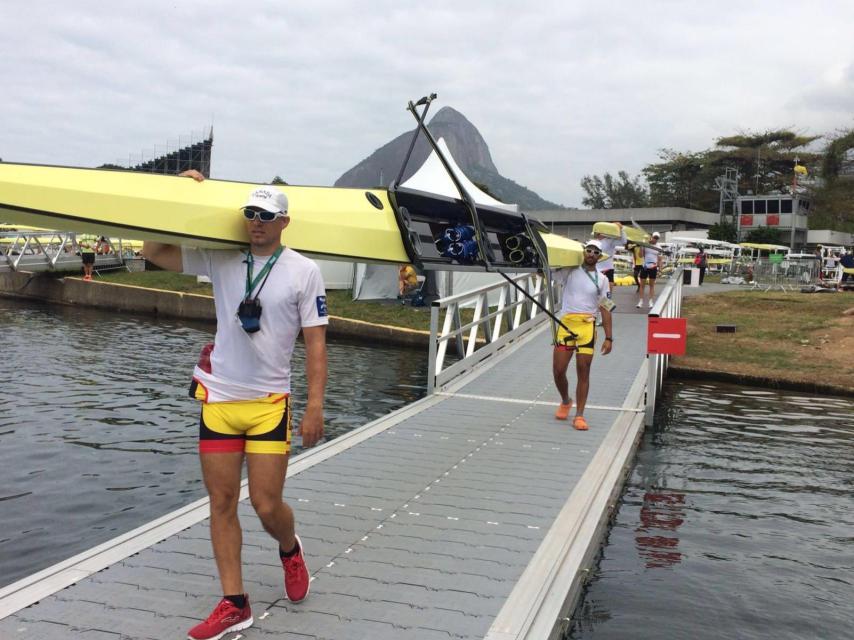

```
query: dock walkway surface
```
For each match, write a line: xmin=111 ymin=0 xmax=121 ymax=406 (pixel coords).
xmin=0 ymin=304 xmax=650 ymax=640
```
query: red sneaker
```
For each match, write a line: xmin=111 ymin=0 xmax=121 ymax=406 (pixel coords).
xmin=187 ymin=596 xmax=253 ymax=640
xmin=282 ymin=534 xmax=310 ymax=602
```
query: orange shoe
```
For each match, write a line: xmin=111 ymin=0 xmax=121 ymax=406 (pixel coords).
xmin=555 ymin=402 xmax=572 ymax=420
xmin=572 ymin=415 xmax=589 ymax=431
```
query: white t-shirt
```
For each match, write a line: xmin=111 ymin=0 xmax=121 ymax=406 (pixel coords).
xmin=643 ymin=246 xmax=660 ymax=268
xmin=182 ymin=246 xmax=328 ymax=402
xmin=596 ymin=229 xmax=626 ymax=273
xmin=554 ymin=267 xmax=609 ymax=316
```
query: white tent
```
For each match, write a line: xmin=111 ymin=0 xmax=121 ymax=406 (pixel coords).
xmin=400 ymin=138 xmax=519 ymax=213
xmin=352 ymin=138 xmax=523 ymax=304
xmin=314 ymin=259 xmax=354 ymax=290
xmin=351 ymin=263 xmax=399 ymax=299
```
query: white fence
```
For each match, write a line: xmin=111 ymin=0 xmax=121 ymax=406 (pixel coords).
xmin=427 ymin=273 xmax=551 ymax=393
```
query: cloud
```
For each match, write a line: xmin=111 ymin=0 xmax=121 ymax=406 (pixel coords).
xmin=788 ymin=62 xmax=854 ymax=134
xmin=2 ymin=1 xmax=854 ymax=207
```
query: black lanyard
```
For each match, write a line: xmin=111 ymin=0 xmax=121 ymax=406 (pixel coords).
xmin=244 ymin=246 xmax=283 ymax=300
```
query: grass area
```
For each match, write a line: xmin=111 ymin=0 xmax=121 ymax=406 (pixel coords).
xmin=99 ymin=270 xmax=214 ymax=295
xmin=96 ymin=270 xmax=854 ymax=389
xmin=96 ymin=270 xmax=436 ymax=331
xmin=676 ymin=290 xmax=854 ymax=389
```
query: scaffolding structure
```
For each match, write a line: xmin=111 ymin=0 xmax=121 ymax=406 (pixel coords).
xmin=116 ymin=127 xmax=214 ymax=178
xmin=715 ymin=167 xmax=739 ymax=226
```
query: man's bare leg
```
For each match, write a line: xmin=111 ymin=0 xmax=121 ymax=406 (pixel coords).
xmin=246 ymin=453 xmax=295 ymax=552
xmin=552 ymin=348 xmax=574 ymax=405
xmin=574 ymin=354 xmax=593 ymax=416
xmin=200 ymin=452 xmax=246 ymax=596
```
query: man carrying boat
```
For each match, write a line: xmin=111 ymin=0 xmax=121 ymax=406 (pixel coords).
xmin=552 ymin=239 xmax=614 ymax=430
xmin=636 ymin=231 xmax=663 ymax=308
xmin=594 ymin=222 xmax=627 ymax=302
xmin=626 ymin=241 xmax=644 ymax=292
xmin=142 ymin=171 xmax=328 ymax=640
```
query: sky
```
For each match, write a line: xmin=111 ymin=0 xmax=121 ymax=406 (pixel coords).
xmin=2 ymin=1 xmax=853 ymax=208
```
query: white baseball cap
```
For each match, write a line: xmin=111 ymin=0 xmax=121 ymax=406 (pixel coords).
xmin=652 ymin=231 xmax=661 ymax=238
xmin=243 ymin=187 xmax=288 ymax=214
xmin=585 ymin=239 xmax=604 ymax=251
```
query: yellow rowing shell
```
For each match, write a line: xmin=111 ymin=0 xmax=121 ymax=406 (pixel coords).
xmin=592 ymin=221 xmax=649 ymax=244
xmin=0 ymin=163 xmax=584 ymax=268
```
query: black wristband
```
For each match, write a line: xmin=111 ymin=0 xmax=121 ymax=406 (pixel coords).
xmin=605 ymin=337 xmax=613 ymax=341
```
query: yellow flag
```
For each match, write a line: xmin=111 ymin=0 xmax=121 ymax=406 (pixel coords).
xmin=794 ymin=164 xmax=808 ymax=175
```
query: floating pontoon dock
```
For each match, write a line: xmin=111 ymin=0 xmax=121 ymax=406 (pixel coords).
xmin=0 ymin=277 xmax=681 ymax=640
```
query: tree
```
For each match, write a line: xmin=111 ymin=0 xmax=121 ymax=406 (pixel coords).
xmin=809 ymin=128 xmax=854 ymax=232
xmin=643 ymin=150 xmax=711 ymax=209
xmin=707 ymin=221 xmax=738 ymax=243
xmin=642 ymin=131 xmax=822 ymax=212
xmin=714 ymin=130 xmax=820 ymax=196
xmin=271 ymin=175 xmax=288 ymax=185
xmin=744 ymin=226 xmax=784 ymax=244
xmin=473 ymin=181 xmax=501 ymax=200
xmin=580 ymin=171 xmax=648 ymax=208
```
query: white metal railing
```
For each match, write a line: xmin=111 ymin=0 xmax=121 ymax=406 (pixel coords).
xmin=1 ymin=231 xmax=76 ymax=270
xmin=0 ymin=231 xmax=126 ymax=273
xmin=427 ymin=273 xmax=551 ymax=393
xmin=645 ymin=267 xmax=684 ymax=426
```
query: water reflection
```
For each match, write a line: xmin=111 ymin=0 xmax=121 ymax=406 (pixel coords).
xmin=635 ymin=491 xmax=685 ymax=568
xmin=0 ymin=297 xmax=427 ymax=587
xmin=569 ymin=380 xmax=854 ymax=640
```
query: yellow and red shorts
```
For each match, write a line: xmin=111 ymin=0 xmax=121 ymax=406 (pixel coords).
xmin=555 ymin=313 xmax=596 ymax=355
xmin=191 ymin=381 xmax=291 ymax=455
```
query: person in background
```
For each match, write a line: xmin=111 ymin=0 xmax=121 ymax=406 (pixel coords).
xmin=824 ymin=250 xmax=838 ymax=276
xmin=398 ymin=263 xmax=418 ymax=298
xmin=839 ymin=250 xmax=854 ymax=288
xmin=637 ymin=232 xmax=663 ymax=308
xmin=552 ymin=239 xmax=614 ymax=431
xmin=593 ymin=222 xmax=627 ymax=304
xmin=694 ymin=246 xmax=708 ymax=285
xmin=142 ymin=170 xmax=328 ymax=640
xmin=78 ymin=236 xmax=96 ymax=281
xmin=627 ymin=241 xmax=644 ymax=292
xmin=95 ymin=236 xmax=110 ymax=255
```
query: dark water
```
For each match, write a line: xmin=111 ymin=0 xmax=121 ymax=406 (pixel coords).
xmin=0 ymin=297 xmax=427 ymax=588
xmin=569 ymin=380 xmax=854 ymax=640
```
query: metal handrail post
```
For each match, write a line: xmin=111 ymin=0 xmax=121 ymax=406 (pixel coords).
xmin=645 ymin=353 xmax=657 ymax=427
xmin=427 ymin=303 xmax=440 ymax=394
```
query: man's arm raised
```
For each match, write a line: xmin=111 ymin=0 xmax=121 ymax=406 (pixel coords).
xmin=141 ymin=242 xmax=183 ymax=272
xmin=140 ymin=170 xmax=205 ymax=272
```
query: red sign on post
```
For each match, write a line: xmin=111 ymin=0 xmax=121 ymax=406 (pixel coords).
xmin=767 ymin=214 xmax=780 ymax=226
xmin=648 ymin=317 xmax=687 ymax=355
xmin=740 ymin=214 xmax=754 ymax=227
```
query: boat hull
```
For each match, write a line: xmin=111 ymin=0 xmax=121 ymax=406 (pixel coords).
xmin=0 ymin=163 xmax=584 ymax=268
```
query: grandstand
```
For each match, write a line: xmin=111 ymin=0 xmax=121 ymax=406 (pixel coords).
xmin=107 ymin=127 xmax=213 ymax=177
